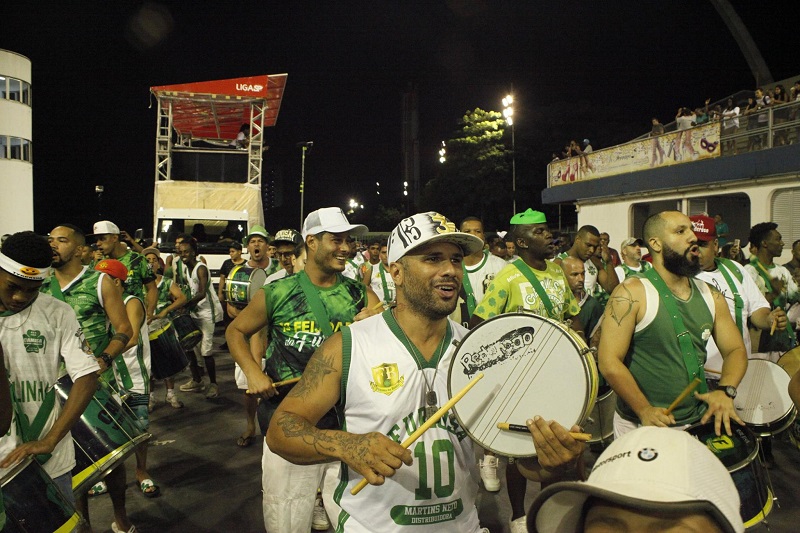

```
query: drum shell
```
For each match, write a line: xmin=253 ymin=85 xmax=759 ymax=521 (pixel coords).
xmin=685 ymin=422 xmax=772 ymax=527
xmin=54 ymin=375 xmax=151 ymax=496
xmin=1 ymin=457 xmax=82 ymax=533
xmin=148 ymin=319 xmax=189 ymax=380
xmin=225 ymin=265 xmax=266 ymax=305
xmin=448 ymin=313 xmax=598 ymax=458
xmin=585 ymin=386 xmax=615 ymax=445
xmin=172 ymin=313 xmax=202 ymax=351
xmin=734 ymin=359 xmax=797 ymax=437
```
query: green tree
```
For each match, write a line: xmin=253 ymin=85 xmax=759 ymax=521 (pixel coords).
xmin=421 ymin=108 xmax=511 ymax=229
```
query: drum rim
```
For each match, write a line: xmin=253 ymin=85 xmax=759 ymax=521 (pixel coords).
xmin=684 ymin=421 xmax=759 ymax=472
xmin=148 ymin=320 xmax=173 ymax=340
xmin=72 ymin=433 xmax=152 ymax=494
xmin=0 ymin=455 xmax=35 ymax=486
xmin=734 ymin=359 xmax=796 ymax=430
xmin=448 ymin=312 xmax=598 ymax=457
xmin=225 ymin=264 xmax=267 ymax=303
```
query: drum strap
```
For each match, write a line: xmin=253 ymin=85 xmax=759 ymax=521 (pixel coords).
xmin=715 ymin=258 xmax=745 ymax=334
xmin=461 ymin=253 xmax=485 ymax=318
xmin=643 ymin=268 xmax=707 ymax=393
xmin=297 ymin=271 xmax=334 ymax=338
xmin=378 ymin=263 xmax=392 ymax=303
xmin=9 ymin=384 xmax=56 ymax=464
xmin=750 ymin=258 xmax=775 ymax=295
xmin=512 ymin=259 xmax=556 ymax=319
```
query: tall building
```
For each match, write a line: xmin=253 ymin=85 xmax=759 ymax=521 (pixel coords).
xmin=0 ymin=49 xmax=33 ymax=234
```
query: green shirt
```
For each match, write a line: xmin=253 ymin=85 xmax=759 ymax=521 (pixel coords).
xmin=617 ymin=279 xmax=714 ymax=425
xmin=474 ymin=260 xmax=581 ymax=320
xmin=116 ymin=249 xmax=155 ymax=303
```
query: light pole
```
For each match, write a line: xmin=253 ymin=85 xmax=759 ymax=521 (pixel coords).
xmin=297 ymin=141 xmax=313 ymax=227
xmin=502 ymin=94 xmax=516 ymax=214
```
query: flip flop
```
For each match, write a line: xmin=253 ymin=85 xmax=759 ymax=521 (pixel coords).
xmin=88 ymin=481 xmax=107 ymax=496
xmin=139 ymin=478 xmax=160 ymax=498
xmin=237 ymin=435 xmax=254 ymax=448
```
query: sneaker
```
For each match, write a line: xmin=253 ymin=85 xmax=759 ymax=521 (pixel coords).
xmin=510 ymin=516 xmax=527 ymax=533
xmin=179 ymin=379 xmax=204 ymax=392
xmin=205 ymin=383 xmax=219 ymax=399
xmin=166 ymin=393 xmax=184 ymax=409
xmin=479 ymin=455 xmax=500 ymax=492
xmin=312 ymin=495 xmax=331 ymax=531
xmin=111 ymin=522 xmax=138 ymax=533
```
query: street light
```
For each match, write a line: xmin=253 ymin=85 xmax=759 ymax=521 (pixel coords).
xmin=347 ymin=198 xmax=363 ymax=215
xmin=439 ymin=141 xmax=446 ymax=164
xmin=502 ymin=94 xmax=516 ymax=214
xmin=297 ymin=141 xmax=313 ymax=227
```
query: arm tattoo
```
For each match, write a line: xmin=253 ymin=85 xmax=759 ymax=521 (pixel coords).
xmin=111 ymin=333 xmax=130 ymax=345
xmin=607 ymin=284 xmax=638 ymax=326
xmin=276 ymin=412 xmax=379 ymax=463
xmin=288 ymin=349 xmax=336 ymax=400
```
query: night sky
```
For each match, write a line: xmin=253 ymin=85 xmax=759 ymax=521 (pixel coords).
xmin=2 ymin=2 xmax=796 ymax=235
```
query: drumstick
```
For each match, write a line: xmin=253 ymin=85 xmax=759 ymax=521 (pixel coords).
xmin=496 ymin=422 xmax=591 ymax=442
xmin=665 ymin=377 xmax=702 ymax=415
xmin=770 ymin=318 xmax=777 ymax=336
xmin=350 ymin=372 xmax=484 ymax=496
xmin=245 ymin=376 xmax=301 ymax=395
xmin=372 ymin=301 xmax=385 ymax=310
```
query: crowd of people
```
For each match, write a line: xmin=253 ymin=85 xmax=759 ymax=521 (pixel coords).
xmin=1 ymin=204 xmax=799 ymax=533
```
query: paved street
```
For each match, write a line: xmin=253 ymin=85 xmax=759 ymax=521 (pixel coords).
xmin=83 ymin=336 xmax=800 ymax=532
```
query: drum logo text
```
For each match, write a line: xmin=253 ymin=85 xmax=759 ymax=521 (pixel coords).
xmin=370 ymin=363 xmax=405 ymax=396
xmin=459 ymin=326 xmax=536 ymax=376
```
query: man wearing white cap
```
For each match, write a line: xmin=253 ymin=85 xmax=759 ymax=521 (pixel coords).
xmin=228 ymin=207 xmax=379 ymax=533
xmin=266 ymin=212 xmax=584 ymax=533
xmin=526 ymin=426 xmax=744 ymax=533
xmin=0 ymin=231 xmax=100 ymax=510
xmin=91 ymin=220 xmax=157 ymax=319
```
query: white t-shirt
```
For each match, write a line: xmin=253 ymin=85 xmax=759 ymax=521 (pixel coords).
xmin=0 ymin=293 xmax=100 ymax=479
xmin=696 ymin=261 xmax=769 ymax=372
xmin=112 ymin=295 xmax=151 ymax=394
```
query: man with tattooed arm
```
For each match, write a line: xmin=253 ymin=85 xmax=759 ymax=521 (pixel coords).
xmin=598 ymin=211 xmax=747 ymax=439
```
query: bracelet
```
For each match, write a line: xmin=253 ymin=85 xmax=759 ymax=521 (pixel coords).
xmin=99 ymin=352 xmax=113 ymax=367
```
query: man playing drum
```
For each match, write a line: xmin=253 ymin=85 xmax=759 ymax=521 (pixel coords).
xmin=598 ymin=211 xmax=747 ymax=439
xmin=228 ymin=207 xmax=380 ymax=533
xmin=0 ymin=232 xmax=99 ymax=509
xmin=470 ymin=209 xmax=584 ymax=533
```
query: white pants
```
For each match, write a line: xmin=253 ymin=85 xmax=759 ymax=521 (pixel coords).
xmin=191 ymin=311 xmax=216 ymax=357
xmin=613 ymin=412 xmax=690 ymax=438
xmin=262 ymin=439 xmax=340 ymax=533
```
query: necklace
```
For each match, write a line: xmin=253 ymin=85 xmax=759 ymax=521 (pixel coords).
xmin=391 ymin=309 xmax=449 ymax=419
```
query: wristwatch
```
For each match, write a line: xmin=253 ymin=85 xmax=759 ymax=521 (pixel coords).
xmin=99 ymin=352 xmax=113 ymax=367
xmin=721 ymin=385 xmax=737 ymax=399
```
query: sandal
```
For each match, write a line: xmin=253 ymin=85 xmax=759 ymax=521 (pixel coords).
xmin=139 ymin=478 xmax=161 ymax=498
xmin=87 ymin=481 xmax=107 ymax=496
xmin=237 ymin=435 xmax=254 ymax=448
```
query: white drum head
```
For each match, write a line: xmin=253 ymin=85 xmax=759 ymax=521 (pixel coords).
xmin=448 ymin=313 xmax=597 ymax=457
xmin=734 ymin=359 xmax=796 ymax=431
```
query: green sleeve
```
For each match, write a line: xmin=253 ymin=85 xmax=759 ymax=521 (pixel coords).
xmin=473 ymin=275 xmax=509 ymax=320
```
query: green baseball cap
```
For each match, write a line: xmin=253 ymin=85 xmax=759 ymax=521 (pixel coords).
xmin=510 ymin=209 xmax=547 ymax=225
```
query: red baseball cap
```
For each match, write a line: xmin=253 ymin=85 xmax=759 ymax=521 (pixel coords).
xmin=95 ymin=258 xmax=128 ymax=281
xmin=689 ymin=215 xmax=717 ymax=242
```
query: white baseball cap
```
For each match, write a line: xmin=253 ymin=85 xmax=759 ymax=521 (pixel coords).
xmin=387 ymin=212 xmax=484 ymax=264
xmin=527 ymin=426 xmax=744 ymax=533
xmin=301 ymin=207 xmax=368 ymax=239
xmin=90 ymin=220 xmax=120 ymax=235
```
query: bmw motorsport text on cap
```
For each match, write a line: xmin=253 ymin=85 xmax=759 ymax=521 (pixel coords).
xmin=301 ymin=207 xmax=368 ymax=239
xmin=387 ymin=212 xmax=484 ymax=263
xmin=90 ymin=220 xmax=121 ymax=235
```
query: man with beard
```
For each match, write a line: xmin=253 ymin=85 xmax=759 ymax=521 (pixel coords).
xmin=598 ymin=211 xmax=747 ymax=439
xmin=470 ymin=209 xmax=584 ymax=533
xmin=614 ymin=237 xmax=652 ymax=281
xmin=265 ymin=212 xmax=584 ymax=533
xmin=555 ymin=225 xmax=619 ymax=298
xmin=227 ymin=207 xmax=379 ymax=533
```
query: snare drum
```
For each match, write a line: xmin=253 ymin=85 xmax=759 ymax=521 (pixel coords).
xmin=172 ymin=312 xmax=202 ymax=351
xmin=54 ymin=375 xmax=151 ymax=496
xmin=225 ymin=265 xmax=266 ymax=305
xmin=448 ymin=313 xmax=598 ymax=457
xmin=686 ymin=422 xmax=772 ymax=528
xmin=584 ymin=385 xmax=615 ymax=446
xmin=148 ymin=318 xmax=189 ymax=380
xmin=734 ymin=359 xmax=796 ymax=436
xmin=1 ymin=457 xmax=82 ymax=533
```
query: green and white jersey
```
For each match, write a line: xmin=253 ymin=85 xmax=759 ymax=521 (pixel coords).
xmin=116 ymin=249 xmax=155 ymax=303
xmin=40 ymin=267 xmax=111 ymax=355
xmin=0 ymin=294 xmax=100 ymax=479
xmin=616 ymin=278 xmax=715 ymax=426
xmin=155 ymin=276 xmax=174 ymax=315
xmin=368 ymin=263 xmax=396 ymax=304
xmin=109 ymin=295 xmax=151 ymax=395
xmin=264 ymin=257 xmax=280 ymax=277
xmin=615 ymin=261 xmax=653 ymax=281
xmin=188 ymin=262 xmax=223 ymax=323
xmin=451 ymin=251 xmax=507 ymax=327
xmin=557 ymin=252 xmax=600 ymax=294
xmin=333 ymin=311 xmax=481 ymax=533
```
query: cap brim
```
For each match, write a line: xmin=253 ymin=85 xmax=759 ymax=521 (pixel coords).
xmin=303 ymin=223 xmax=368 ymax=238
xmin=528 ymin=481 xmax=739 ymax=533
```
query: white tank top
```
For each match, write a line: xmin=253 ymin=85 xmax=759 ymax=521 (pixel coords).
xmin=333 ymin=312 xmax=481 ymax=532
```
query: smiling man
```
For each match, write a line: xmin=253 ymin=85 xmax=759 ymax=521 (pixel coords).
xmin=227 ymin=207 xmax=379 ymax=533
xmin=598 ymin=211 xmax=747 ymax=439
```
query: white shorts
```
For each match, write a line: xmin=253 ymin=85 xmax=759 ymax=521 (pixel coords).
xmin=261 ymin=439 xmax=340 ymax=533
xmin=191 ymin=312 xmax=216 ymax=357
xmin=235 ymin=359 xmax=266 ymax=390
